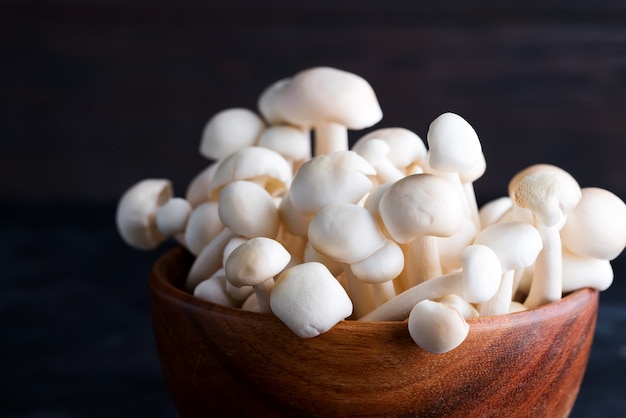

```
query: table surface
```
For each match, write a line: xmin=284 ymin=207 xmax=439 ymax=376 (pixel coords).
xmin=2 ymin=203 xmax=625 ymax=418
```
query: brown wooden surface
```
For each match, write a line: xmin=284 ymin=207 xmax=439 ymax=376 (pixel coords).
xmin=2 ymin=2 xmax=626 ymax=207
xmin=150 ymin=247 xmax=598 ymax=418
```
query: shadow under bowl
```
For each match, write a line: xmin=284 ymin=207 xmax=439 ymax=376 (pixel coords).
xmin=149 ymin=247 xmax=599 ymax=418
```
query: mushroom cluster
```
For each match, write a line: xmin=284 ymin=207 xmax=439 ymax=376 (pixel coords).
xmin=116 ymin=66 xmax=626 ymax=353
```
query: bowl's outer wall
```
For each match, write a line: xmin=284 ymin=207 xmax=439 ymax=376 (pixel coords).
xmin=149 ymin=247 xmax=598 ymax=418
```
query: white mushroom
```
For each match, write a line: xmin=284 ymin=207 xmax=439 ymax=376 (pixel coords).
xmin=225 ymin=237 xmax=291 ymax=313
xmin=193 ymin=269 xmax=239 ymax=308
xmin=359 ymin=244 xmax=502 ymax=322
xmin=350 ymin=239 xmax=404 ymax=305
xmin=198 ymin=108 xmax=266 ymax=161
xmin=257 ymin=125 xmax=312 ymax=171
xmin=287 ymin=150 xmax=375 ymax=216
xmin=426 ymin=112 xmax=483 ymax=226
xmin=473 ymin=221 xmax=544 ymax=316
xmin=560 ymin=187 xmax=626 ymax=261
xmin=257 ymin=77 xmax=292 ymax=125
xmin=407 ymin=299 xmax=470 ymax=354
xmin=379 ymin=173 xmax=465 ymax=289
xmin=185 ymin=180 xmax=280 ymax=292
xmin=308 ymin=203 xmax=386 ymax=317
xmin=351 ymin=138 xmax=405 ymax=184
xmin=478 ymin=196 xmax=513 ymax=229
xmin=183 ymin=201 xmax=224 ymax=256
xmin=155 ymin=197 xmax=192 ymax=237
xmin=116 ymin=179 xmax=173 ymax=250
xmin=270 ymin=262 xmax=353 ymax=338
xmin=208 ymin=146 xmax=293 ymax=200
xmin=562 ymin=248 xmax=614 ymax=292
xmin=272 ymin=67 xmax=383 ymax=156
xmin=185 ymin=163 xmax=218 ymax=208
xmin=513 ymin=171 xmax=581 ymax=309
xmin=352 ymin=127 xmax=428 ymax=175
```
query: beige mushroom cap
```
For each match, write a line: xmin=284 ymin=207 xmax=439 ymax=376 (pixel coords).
xmin=473 ymin=221 xmax=543 ymax=272
xmin=199 ymin=108 xmax=266 ymax=160
xmin=225 ymin=237 xmax=291 ymax=288
xmin=274 ymin=66 xmax=383 ymax=130
xmin=116 ymin=179 xmax=172 ymax=250
xmin=353 ymin=127 xmax=427 ymax=170
xmin=209 ymin=146 xmax=293 ymax=200
xmin=513 ymin=171 xmax=581 ymax=227
xmin=308 ymin=203 xmax=387 ymax=264
xmin=408 ymin=300 xmax=470 ymax=354
xmin=288 ymin=151 xmax=375 ymax=216
xmin=560 ymin=187 xmax=626 ymax=260
xmin=427 ymin=112 xmax=482 ymax=173
xmin=218 ymin=180 xmax=280 ymax=239
xmin=270 ymin=262 xmax=353 ymax=338
xmin=379 ymin=173 xmax=465 ymax=244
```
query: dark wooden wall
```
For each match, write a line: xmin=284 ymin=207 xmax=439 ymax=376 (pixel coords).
xmin=2 ymin=1 xmax=626 ymax=206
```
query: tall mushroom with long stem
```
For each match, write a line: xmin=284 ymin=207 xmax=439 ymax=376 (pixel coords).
xmin=359 ymin=244 xmax=502 ymax=322
xmin=473 ymin=221 xmax=544 ymax=316
xmin=378 ymin=173 xmax=465 ymax=290
xmin=514 ymin=171 xmax=581 ymax=309
xmin=271 ymin=67 xmax=383 ymax=156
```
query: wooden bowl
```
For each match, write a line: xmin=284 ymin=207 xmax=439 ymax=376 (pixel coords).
xmin=149 ymin=247 xmax=599 ymax=418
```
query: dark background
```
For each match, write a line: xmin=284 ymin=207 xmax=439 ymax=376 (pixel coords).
xmin=2 ymin=1 xmax=626 ymax=417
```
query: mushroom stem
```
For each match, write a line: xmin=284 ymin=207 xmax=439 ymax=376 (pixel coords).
xmin=314 ymin=122 xmax=348 ymax=156
xmin=254 ymin=279 xmax=274 ymax=314
xmin=342 ymin=264 xmax=376 ymax=319
xmin=479 ymin=270 xmax=514 ymax=317
xmin=186 ymin=228 xmax=237 ymax=292
xmin=408 ymin=235 xmax=442 ymax=287
xmin=524 ymin=221 xmax=563 ymax=308
xmin=371 ymin=281 xmax=397 ymax=307
xmin=359 ymin=271 xmax=463 ymax=322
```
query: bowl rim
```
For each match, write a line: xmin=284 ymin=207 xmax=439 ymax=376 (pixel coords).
xmin=150 ymin=246 xmax=600 ymax=332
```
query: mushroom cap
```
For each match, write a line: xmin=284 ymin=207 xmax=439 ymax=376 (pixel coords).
xmin=560 ymin=187 xmax=626 ymax=260
xmin=353 ymin=127 xmax=427 ymax=169
xmin=209 ymin=146 xmax=293 ymax=200
xmin=225 ymin=237 xmax=291 ymax=288
xmin=270 ymin=262 xmax=353 ymax=338
xmin=513 ymin=171 xmax=581 ymax=227
xmin=199 ymin=108 xmax=267 ymax=160
xmin=218 ymin=180 xmax=280 ymax=239
xmin=193 ymin=270 xmax=238 ymax=308
xmin=278 ymin=195 xmax=313 ymax=238
xmin=185 ymin=163 xmax=219 ymax=207
xmin=350 ymin=239 xmax=404 ymax=284
xmin=257 ymin=77 xmax=292 ymax=125
xmin=458 ymin=244 xmax=503 ymax=304
xmin=273 ymin=67 xmax=383 ymax=130
xmin=155 ymin=197 xmax=192 ymax=236
xmin=408 ymin=300 xmax=470 ymax=354
xmin=116 ymin=178 xmax=172 ymax=250
xmin=507 ymin=163 xmax=577 ymax=197
xmin=257 ymin=125 xmax=311 ymax=164
xmin=379 ymin=173 xmax=465 ymax=244
xmin=288 ymin=151 xmax=375 ymax=216
xmin=473 ymin=221 xmax=543 ymax=272
xmin=184 ymin=201 xmax=224 ymax=256
xmin=427 ymin=112 xmax=482 ymax=173
xmin=478 ymin=196 xmax=513 ymax=229
xmin=308 ymin=203 xmax=386 ymax=264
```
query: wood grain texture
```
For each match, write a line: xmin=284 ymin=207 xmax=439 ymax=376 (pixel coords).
xmin=149 ymin=247 xmax=598 ymax=418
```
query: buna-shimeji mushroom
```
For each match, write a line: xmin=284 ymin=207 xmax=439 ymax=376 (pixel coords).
xmin=308 ymin=203 xmax=405 ymax=316
xmin=224 ymin=237 xmax=291 ymax=314
xmin=270 ymin=262 xmax=353 ymax=338
xmin=559 ymin=187 xmax=626 ymax=292
xmin=266 ymin=66 xmax=383 ymax=156
xmin=472 ymin=221 xmax=544 ymax=316
xmin=359 ymin=244 xmax=502 ymax=322
xmin=378 ymin=173 xmax=465 ymax=292
xmin=116 ymin=178 xmax=192 ymax=251
xmin=185 ymin=180 xmax=280 ymax=292
xmin=513 ymin=171 xmax=581 ymax=309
